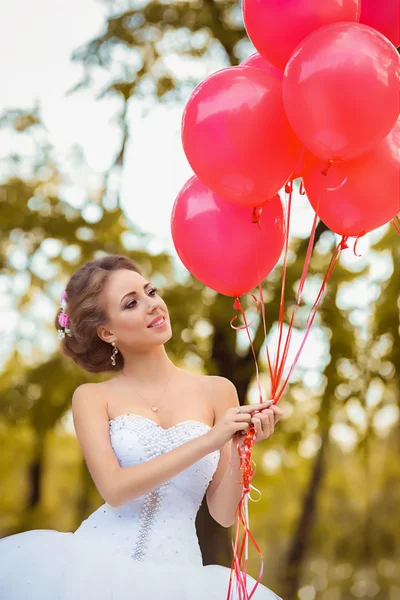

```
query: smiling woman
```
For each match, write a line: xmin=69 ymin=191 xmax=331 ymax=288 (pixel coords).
xmin=0 ymin=253 xmax=282 ymax=600
xmin=54 ymin=255 xmax=171 ymax=373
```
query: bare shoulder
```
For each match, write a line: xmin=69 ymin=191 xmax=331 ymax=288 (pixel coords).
xmin=201 ymin=375 xmax=240 ymax=415
xmin=203 ymin=374 xmax=237 ymax=391
xmin=184 ymin=372 xmax=235 ymax=394
xmin=72 ymin=381 xmax=103 ymax=404
xmin=71 ymin=381 xmax=109 ymax=424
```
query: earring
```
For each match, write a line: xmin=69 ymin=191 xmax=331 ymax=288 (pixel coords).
xmin=110 ymin=342 xmax=118 ymax=366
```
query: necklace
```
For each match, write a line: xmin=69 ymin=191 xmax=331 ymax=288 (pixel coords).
xmin=130 ymin=366 xmax=175 ymax=412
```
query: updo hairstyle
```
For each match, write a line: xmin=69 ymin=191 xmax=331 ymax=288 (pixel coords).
xmin=55 ymin=255 xmax=142 ymax=373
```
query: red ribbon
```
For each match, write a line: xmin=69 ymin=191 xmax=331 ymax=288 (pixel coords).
xmin=353 ymin=234 xmax=365 ymax=257
xmin=227 ymin=296 xmax=264 ymax=599
xmin=226 ymin=179 xmax=349 ymax=598
xmin=265 ymin=183 xmax=349 ymax=403
xmin=226 ymin=415 xmax=264 ymax=599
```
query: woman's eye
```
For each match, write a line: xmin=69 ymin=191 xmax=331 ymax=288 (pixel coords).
xmin=125 ymin=288 xmax=158 ymax=309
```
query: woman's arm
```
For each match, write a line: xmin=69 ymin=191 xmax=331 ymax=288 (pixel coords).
xmin=206 ymin=378 xmax=280 ymax=528
xmin=72 ymin=383 xmax=217 ymax=508
xmin=205 ymin=377 xmax=246 ymax=528
xmin=110 ymin=433 xmax=214 ymax=507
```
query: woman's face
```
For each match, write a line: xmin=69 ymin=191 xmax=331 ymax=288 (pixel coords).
xmin=99 ymin=269 xmax=172 ymax=350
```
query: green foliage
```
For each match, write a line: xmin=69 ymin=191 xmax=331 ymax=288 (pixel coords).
xmin=0 ymin=2 xmax=399 ymax=599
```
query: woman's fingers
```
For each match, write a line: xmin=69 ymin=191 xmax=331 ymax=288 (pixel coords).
xmin=257 ymin=405 xmax=284 ymax=424
xmin=233 ymin=412 xmax=252 ymax=423
xmin=232 ymin=401 xmax=284 ymax=440
xmin=260 ymin=410 xmax=275 ymax=431
xmin=251 ymin=416 xmax=263 ymax=438
xmin=235 ymin=401 xmax=273 ymax=414
xmin=269 ymin=404 xmax=284 ymax=421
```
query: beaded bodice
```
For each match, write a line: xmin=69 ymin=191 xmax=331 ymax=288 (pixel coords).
xmin=73 ymin=414 xmax=220 ymax=566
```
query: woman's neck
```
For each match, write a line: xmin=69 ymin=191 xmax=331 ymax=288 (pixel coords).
xmin=116 ymin=345 xmax=177 ymax=385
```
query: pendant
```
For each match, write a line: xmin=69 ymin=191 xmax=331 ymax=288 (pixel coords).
xmin=151 ymin=405 xmax=158 ymax=412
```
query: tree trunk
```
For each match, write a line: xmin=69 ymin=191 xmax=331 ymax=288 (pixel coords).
xmin=26 ymin=432 xmax=45 ymax=509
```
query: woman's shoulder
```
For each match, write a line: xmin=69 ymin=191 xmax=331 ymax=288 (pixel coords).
xmin=180 ymin=370 xmax=233 ymax=387
xmin=197 ymin=375 xmax=239 ymax=420
xmin=71 ymin=381 xmax=110 ymax=418
xmin=189 ymin=373 xmax=237 ymax=404
xmin=72 ymin=380 xmax=110 ymax=398
xmin=202 ymin=374 xmax=237 ymax=391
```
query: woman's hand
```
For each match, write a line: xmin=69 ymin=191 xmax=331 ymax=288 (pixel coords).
xmin=206 ymin=400 xmax=275 ymax=452
xmin=233 ymin=402 xmax=284 ymax=449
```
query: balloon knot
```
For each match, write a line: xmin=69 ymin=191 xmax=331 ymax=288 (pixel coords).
xmin=340 ymin=237 xmax=349 ymax=250
xmin=233 ymin=298 xmax=241 ymax=310
xmin=321 ymin=159 xmax=334 ymax=176
xmin=252 ymin=206 xmax=263 ymax=225
xmin=252 ymin=206 xmax=264 ymax=230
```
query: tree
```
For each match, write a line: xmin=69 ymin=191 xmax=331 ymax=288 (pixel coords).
xmin=1 ymin=3 xmax=399 ymax=597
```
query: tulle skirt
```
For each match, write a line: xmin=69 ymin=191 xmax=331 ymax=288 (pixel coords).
xmin=0 ymin=529 xmax=282 ymax=599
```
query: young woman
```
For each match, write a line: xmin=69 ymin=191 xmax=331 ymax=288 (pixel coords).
xmin=0 ymin=254 xmax=283 ymax=599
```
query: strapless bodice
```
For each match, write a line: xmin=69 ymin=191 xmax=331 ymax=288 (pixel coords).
xmin=73 ymin=414 xmax=220 ymax=566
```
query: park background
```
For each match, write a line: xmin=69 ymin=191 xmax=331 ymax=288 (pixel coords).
xmin=0 ymin=1 xmax=399 ymax=599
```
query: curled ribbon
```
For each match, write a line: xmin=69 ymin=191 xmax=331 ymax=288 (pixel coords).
xmin=353 ymin=233 xmax=365 ymax=257
xmin=226 ymin=296 xmax=265 ymax=599
xmin=226 ymin=421 xmax=264 ymax=600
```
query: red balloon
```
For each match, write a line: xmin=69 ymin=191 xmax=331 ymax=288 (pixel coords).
xmin=182 ymin=66 xmax=301 ymax=208
xmin=360 ymin=0 xmax=400 ymax=47
xmin=293 ymin=146 xmax=306 ymax=180
xmin=241 ymin=52 xmax=283 ymax=81
xmin=283 ymin=23 xmax=400 ymax=161
xmin=303 ymin=117 xmax=400 ymax=237
xmin=171 ymin=176 xmax=285 ymax=297
xmin=243 ymin=0 xmax=360 ymax=71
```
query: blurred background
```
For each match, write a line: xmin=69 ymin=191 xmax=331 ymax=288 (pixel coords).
xmin=0 ymin=2 xmax=399 ymax=599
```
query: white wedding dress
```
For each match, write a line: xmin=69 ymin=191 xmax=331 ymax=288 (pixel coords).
xmin=0 ymin=414 xmax=282 ymax=599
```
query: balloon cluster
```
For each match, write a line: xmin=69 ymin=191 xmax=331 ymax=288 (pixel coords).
xmin=171 ymin=0 xmax=400 ymax=299
xmin=171 ymin=5 xmax=399 ymax=598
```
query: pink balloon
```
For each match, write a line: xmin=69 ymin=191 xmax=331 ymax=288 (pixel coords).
xmin=241 ymin=52 xmax=283 ymax=81
xmin=303 ymin=117 xmax=400 ymax=237
xmin=171 ymin=176 xmax=285 ymax=297
xmin=243 ymin=0 xmax=360 ymax=70
xmin=283 ymin=23 xmax=400 ymax=162
xmin=182 ymin=66 xmax=301 ymax=208
xmin=360 ymin=0 xmax=400 ymax=47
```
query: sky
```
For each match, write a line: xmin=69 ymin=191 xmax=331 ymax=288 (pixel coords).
xmin=0 ymin=0 xmax=197 ymax=252
xmin=1 ymin=0 xmax=390 ymax=250
xmin=0 ymin=0 xmax=396 ymax=440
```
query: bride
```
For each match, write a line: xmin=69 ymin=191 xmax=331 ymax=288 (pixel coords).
xmin=0 ymin=254 xmax=283 ymax=599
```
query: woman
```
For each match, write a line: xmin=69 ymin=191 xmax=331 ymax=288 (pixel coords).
xmin=0 ymin=255 xmax=283 ymax=599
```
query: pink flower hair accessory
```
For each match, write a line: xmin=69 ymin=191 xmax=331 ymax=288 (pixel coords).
xmin=57 ymin=290 xmax=72 ymax=340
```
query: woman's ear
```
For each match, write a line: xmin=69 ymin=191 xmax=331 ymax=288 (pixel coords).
xmin=97 ymin=326 xmax=115 ymax=345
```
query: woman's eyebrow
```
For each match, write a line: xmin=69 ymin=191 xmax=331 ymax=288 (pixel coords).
xmin=120 ymin=283 xmax=152 ymax=304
